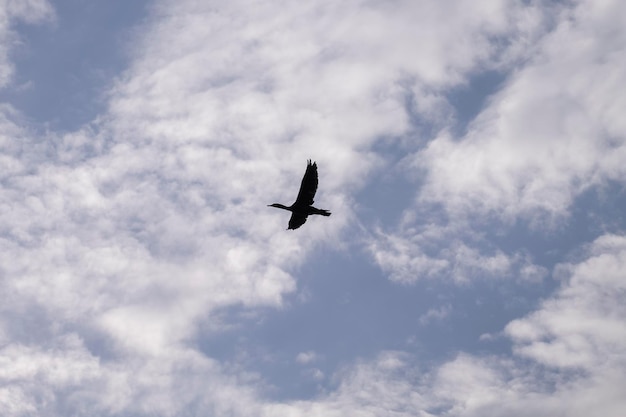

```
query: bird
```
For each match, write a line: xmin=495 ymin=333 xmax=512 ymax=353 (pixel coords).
xmin=268 ymin=160 xmax=331 ymax=230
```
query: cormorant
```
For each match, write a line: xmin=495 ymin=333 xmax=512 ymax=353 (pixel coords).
xmin=268 ymin=160 xmax=331 ymax=230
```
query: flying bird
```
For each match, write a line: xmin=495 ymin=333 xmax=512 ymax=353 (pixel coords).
xmin=268 ymin=160 xmax=331 ymax=230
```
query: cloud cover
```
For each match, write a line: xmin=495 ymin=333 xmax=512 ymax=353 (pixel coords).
xmin=371 ymin=0 xmax=626 ymax=284
xmin=0 ymin=0 xmax=624 ymax=415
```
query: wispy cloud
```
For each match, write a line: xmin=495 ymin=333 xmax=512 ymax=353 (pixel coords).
xmin=0 ymin=0 xmax=54 ymax=87
xmin=419 ymin=304 xmax=452 ymax=325
xmin=295 ymin=350 xmax=318 ymax=365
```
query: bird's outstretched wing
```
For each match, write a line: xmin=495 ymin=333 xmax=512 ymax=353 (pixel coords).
xmin=288 ymin=213 xmax=308 ymax=230
xmin=293 ymin=160 xmax=318 ymax=206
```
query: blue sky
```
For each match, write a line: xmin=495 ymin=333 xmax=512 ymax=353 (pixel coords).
xmin=1 ymin=0 xmax=625 ymax=416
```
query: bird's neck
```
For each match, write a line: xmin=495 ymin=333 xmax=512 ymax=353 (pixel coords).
xmin=270 ymin=203 xmax=291 ymax=210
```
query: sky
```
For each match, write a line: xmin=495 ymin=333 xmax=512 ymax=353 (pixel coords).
xmin=0 ymin=0 xmax=625 ymax=415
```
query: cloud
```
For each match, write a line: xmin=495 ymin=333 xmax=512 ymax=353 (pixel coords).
xmin=433 ymin=234 xmax=626 ymax=417
xmin=295 ymin=350 xmax=318 ymax=365
xmin=416 ymin=0 xmax=626 ymax=222
xmin=257 ymin=233 xmax=626 ymax=417
xmin=419 ymin=303 xmax=452 ymax=325
xmin=369 ymin=0 xmax=626 ymax=283
xmin=0 ymin=0 xmax=54 ymax=87
xmin=505 ymin=234 xmax=626 ymax=370
xmin=369 ymin=224 xmax=547 ymax=283
xmin=0 ymin=328 xmax=267 ymax=416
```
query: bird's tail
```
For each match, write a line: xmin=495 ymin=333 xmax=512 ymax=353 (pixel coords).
xmin=316 ymin=209 xmax=331 ymax=216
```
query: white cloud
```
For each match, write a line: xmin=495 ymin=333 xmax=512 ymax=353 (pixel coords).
xmin=419 ymin=303 xmax=452 ymax=325
xmin=506 ymin=233 xmax=626 ymax=370
xmin=369 ymin=225 xmax=546 ymax=283
xmin=370 ymin=0 xmax=626 ymax=283
xmin=262 ymin=351 xmax=427 ymax=417
xmin=416 ymin=0 xmax=626 ymax=223
xmin=0 ymin=334 xmax=104 ymax=416
xmin=257 ymin=233 xmax=626 ymax=417
xmin=296 ymin=351 xmax=318 ymax=365
xmin=0 ymin=0 xmax=54 ymax=87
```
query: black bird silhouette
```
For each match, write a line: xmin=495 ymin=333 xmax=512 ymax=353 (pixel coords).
xmin=268 ymin=160 xmax=331 ymax=230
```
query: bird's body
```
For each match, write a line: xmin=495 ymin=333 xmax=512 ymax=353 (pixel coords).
xmin=269 ymin=160 xmax=331 ymax=230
